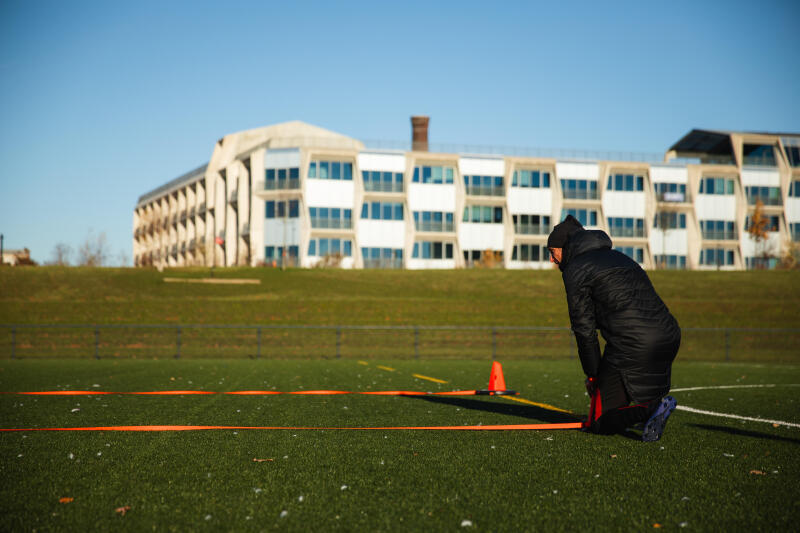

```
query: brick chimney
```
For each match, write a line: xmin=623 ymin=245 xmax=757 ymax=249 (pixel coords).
xmin=411 ymin=116 xmax=429 ymax=152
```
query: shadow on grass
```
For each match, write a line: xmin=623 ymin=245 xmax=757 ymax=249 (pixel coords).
xmin=688 ymin=423 xmax=800 ymax=445
xmin=407 ymin=395 xmax=582 ymax=424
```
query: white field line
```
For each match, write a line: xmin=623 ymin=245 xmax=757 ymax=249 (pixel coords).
xmin=676 ymin=405 xmax=800 ymax=429
xmin=671 ymin=384 xmax=800 ymax=393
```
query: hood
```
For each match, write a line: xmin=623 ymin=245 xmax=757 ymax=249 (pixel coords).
xmin=559 ymin=229 xmax=613 ymax=271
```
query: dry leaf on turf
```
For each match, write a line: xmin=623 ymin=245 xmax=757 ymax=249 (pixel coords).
xmin=253 ymin=458 xmax=274 ymax=462
xmin=59 ymin=497 xmax=74 ymax=504
xmin=116 ymin=506 xmax=131 ymax=516
xmin=749 ymin=470 xmax=766 ymax=475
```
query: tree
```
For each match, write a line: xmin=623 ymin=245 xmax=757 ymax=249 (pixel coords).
xmin=77 ymin=231 xmax=110 ymax=266
xmin=747 ymin=200 xmax=773 ymax=269
xmin=48 ymin=243 xmax=72 ymax=266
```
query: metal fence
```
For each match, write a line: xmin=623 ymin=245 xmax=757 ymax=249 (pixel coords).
xmin=1 ymin=324 xmax=798 ymax=363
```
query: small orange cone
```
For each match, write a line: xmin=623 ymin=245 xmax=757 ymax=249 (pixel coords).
xmin=476 ymin=362 xmax=516 ymax=395
xmin=488 ymin=361 xmax=507 ymax=392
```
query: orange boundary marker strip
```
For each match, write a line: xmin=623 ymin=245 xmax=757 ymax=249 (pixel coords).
xmin=0 ymin=422 xmax=583 ymax=432
xmin=8 ymin=390 xmax=485 ymax=396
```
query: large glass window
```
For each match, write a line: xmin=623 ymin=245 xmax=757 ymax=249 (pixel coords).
xmin=561 ymin=208 xmax=598 ymax=227
xmin=700 ymin=248 xmax=735 ymax=266
xmin=742 ymin=144 xmax=777 ymax=167
xmin=790 ymin=223 xmax=800 ymax=242
xmin=653 ymin=212 xmax=686 ymax=229
xmin=412 ymin=241 xmax=454 ymax=260
xmin=308 ymin=160 xmax=354 ymax=180
xmin=511 ymin=244 xmax=549 ymax=262
xmin=654 ymin=182 xmax=687 ymax=202
xmin=462 ymin=205 xmax=503 ymax=223
xmin=464 ymin=175 xmax=504 ymax=196
xmin=264 ymin=245 xmax=299 ymax=267
xmin=745 ymin=186 xmax=782 ymax=206
xmin=699 ymin=177 xmax=735 ymax=195
xmin=412 ymin=165 xmax=455 ymax=184
xmin=512 ymin=170 xmax=551 ymax=189
xmin=745 ymin=215 xmax=780 ymax=232
xmin=699 ymin=220 xmax=737 ymax=240
xmin=614 ymin=246 xmax=644 ymax=264
xmin=653 ymin=254 xmax=687 ymax=270
xmin=512 ymin=214 xmax=550 ymax=235
xmin=560 ymin=179 xmax=598 ymax=200
xmin=413 ymin=211 xmax=455 ymax=232
xmin=308 ymin=238 xmax=353 ymax=257
xmin=606 ymin=173 xmax=645 ymax=192
xmin=309 ymin=207 xmax=353 ymax=229
xmin=266 ymin=200 xmax=300 ymax=219
xmin=360 ymin=201 xmax=404 ymax=221
xmin=790 ymin=181 xmax=800 ymax=197
xmin=607 ymin=217 xmax=645 ymax=238
xmin=264 ymin=167 xmax=300 ymax=190
xmin=362 ymin=247 xmax=403 ymax=269
xmin=362 ymin=170 xmax=404 ymax=193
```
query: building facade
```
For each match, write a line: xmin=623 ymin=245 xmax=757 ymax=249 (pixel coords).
xmin=133 ymin=121 xmax=800 ymax=270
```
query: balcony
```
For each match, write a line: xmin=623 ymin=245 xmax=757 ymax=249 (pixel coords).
xmin=609 ymin=228 xmax=646 ymax=239
xmin=180 ymin=243 xmax=186 ymax=254
xmin=241 ymin=223 xmax=250 ymax=238
xmin=189 ymin=207 xmax=195 ymax=218
xmin=514 ymin=223 xmax=549 ymax=236
xmin=364 ymin=181 xmax=404 ymax=193
xmin=199 ymin=236 xmax=206 ymax=246
xmin=562 ymin=189 xmax=599 ymax=200
xmin=415 ymin=221 xmax=455 ymax=233
xmin=189 ymin=239 xmax=196 ymax=251
xmin=198 ymin=203 xmax=206 ymax=217
xmin=310 ymin=218 xmax=353 ymax=230
xmin=259 ymin=179 xmax=301 ymax=191
xmin=746 ymin=195 xmax=782 ymax=207
xmin=657 ymin=192 xmax=689 ymax=203
xmin=180 ymin=210 xmax=187 ymax=224
xmin=465 ymin=185 xmax=505 ymax=197
xmin=702 ymin=230 xmax=738 ymax=241
xmin=171 ymin=245 xmax=178 ymax=256
xmin=171 ymin=215 xmax=178 ymax=226
xmin=363 ymin=258 xmax=403 ymax=269
xmin=229 ymin=191 xmax=238 ymax=205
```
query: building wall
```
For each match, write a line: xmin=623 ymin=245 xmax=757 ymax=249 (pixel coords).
xmin=133 ymin=126 xmax=799 ymax=270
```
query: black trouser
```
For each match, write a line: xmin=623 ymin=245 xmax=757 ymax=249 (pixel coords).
xmin=588 ymin=361 xmax=656 ymax=434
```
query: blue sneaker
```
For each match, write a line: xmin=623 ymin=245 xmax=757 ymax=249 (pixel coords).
xmin=642 ymin=396 xmax=677 ymax=442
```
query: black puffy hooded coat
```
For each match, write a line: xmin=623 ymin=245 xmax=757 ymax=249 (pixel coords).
xmin=560 ymin=228 xmax=681 ymax=403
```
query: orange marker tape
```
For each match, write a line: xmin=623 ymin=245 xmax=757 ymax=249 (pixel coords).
xmin=0 ymin=423 xmax=583 ymax=432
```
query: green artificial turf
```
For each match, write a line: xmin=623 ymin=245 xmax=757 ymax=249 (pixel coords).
xmin=1 ymin=359 xmax=798 ymax=531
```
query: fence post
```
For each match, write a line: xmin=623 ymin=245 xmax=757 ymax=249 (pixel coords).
xmin=257 ymin=327 xmax=261 ymax=359
xmin=725 ymin=329 xmax=731 ymax=362
xmin=175 ymin=326 xmax=181 ymax=359
xmin=336 ymin=327 xmax=341 ymax=359
xmin=414 ymin=327 xmax=419 ymax=359
xmin=94 ymin=327 xmax=99 ymax=360
xmin=491 ymin=328 xmax=497 ymax=360
xmin=11 ymin=327 xmax=15 ymax=359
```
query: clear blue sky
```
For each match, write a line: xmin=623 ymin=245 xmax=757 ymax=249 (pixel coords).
xmin=1 ymin=0 xmax=798 ymax=264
